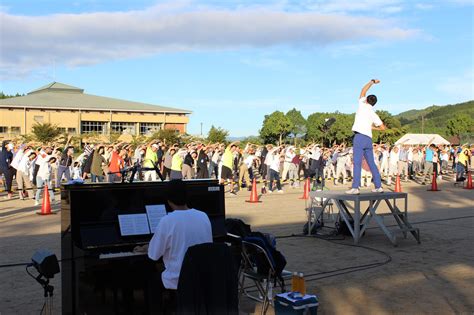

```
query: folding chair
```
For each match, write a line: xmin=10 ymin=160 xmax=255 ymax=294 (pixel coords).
xmin=239 ymin=240 xmax=290 ymax=315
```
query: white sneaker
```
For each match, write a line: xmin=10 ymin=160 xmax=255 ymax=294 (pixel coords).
xmin=277 ymin=190 xmax=284 ymax=193
xmin=268 ymin=190 xmax=273 ymax=193
xmin=34 ymin=201 xmax=40 ymax=206
xmin=372 ymin=187 xmax=384 ymax=193
xmin=345 ymin=188 xmax=360 ymax=195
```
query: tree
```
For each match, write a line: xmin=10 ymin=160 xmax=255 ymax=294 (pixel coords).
xmin=207 ymin=125 xmax=229 ymax=143
xmin=259 ymin=111 xmax=293 ymax=145
xmin=305 ymin=113 xmax=329 ymax=143
xmin=373 ymin=111 xmax=407 ymax=144
xmin=150 ymin=129 xmax=180 ymax=145
xmin=286 ymin=108 xmax=307 ymax=144
xmin=446 ymin=114 xmax=473 ymax=137
xmin=31 ymin=122 xmax=62 ymax=143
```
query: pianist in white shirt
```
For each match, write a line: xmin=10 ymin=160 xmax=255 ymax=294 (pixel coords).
xmin=136 ymin=179 xmax=213 ymax=291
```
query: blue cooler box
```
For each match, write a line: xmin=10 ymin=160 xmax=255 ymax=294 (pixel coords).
xmin=274 ymin=292 xmax=319 ymax=315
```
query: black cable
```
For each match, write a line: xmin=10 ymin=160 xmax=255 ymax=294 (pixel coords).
xmin=0 ymin=214 xmax=471 ymax=270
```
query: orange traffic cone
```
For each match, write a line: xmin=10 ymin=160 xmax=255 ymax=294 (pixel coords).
xmin=299 ymin=178 xmax=310 ymax=200
xmin=394 ymin=175 xmax=402 ymax=192
xmin=246 ymin=178 xmax=262 ymax=203
xmin=427 ymin=173 xmax=441 ymax=192
xmin=464 ymin=170 xmax=473 ymax=190
xmin=37 ymin=184 xmax=53 ymax=215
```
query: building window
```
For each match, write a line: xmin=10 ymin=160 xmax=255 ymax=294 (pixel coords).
xmin=10 ymin=127 xmax=21 ymax=134
xmin=81 ymin=121 xmax=108 ymax=134
xmin=58 ymin=127 xmax=66 ymax=133
xmin=0 ymin=126 xmax=7 ymax=133
xmin=140 ymin=123 xmax=162 ymax=135
xmin=34 ymin=115 xmax=44 ymax=123
xmin=68 ymin=128 xmax=77 ymax=134
xmin=111 ymin=122 xmax=136 ymax=135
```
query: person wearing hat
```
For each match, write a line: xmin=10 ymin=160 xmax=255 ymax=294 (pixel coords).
xmin=346 ymin=79 xmax=385 ymax=195
xmin=35 ymin=156 xmax=56 ymax=206
xmin=0 ymin=141 xmax=15 ymax=199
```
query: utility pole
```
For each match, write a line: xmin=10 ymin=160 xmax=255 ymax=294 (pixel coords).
xmin=200 ymin=122 xmax=203 ymax=136
xmin=421 ymin=114 xmax=424 ymax=133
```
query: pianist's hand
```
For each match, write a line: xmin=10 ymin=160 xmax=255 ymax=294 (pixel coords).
xmin=133 ymin=244 xmax=149 ymax=253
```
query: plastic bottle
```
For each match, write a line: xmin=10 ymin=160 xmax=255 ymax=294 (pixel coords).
xmin=291 ymin=272 xmax=299 ymax=292
xmin=267 ymin=279 xmax=273 ymax=301
xmin=299 ymin=272 xmax=306 ymax=295
xmin=260 ymin=279 xmax=266 ymax=300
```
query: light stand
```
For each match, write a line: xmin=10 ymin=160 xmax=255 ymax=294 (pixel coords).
xmin=26 ymin=265 xmax=55 ymax=315
xmin=26 ymin=250 xmax=59 ymax=315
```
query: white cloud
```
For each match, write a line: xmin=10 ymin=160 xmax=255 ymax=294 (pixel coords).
xmin=299 ymin=0 xmax=404 ymax=13
xmin=414 ymin=3 xmax=434 ymax=10
xmin=0 ymin=2 xmax=419 ymax=77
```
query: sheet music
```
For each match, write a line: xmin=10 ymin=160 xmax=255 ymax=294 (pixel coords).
xmin=118 ymin=214 xmax=151 ymax=236
xmin=145 ymin=204 xmax=167 ymax=233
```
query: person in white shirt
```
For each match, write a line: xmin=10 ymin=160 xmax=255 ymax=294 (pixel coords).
xmin=35 ymin=156 xmax=56 ymax=206
xmin=17 ymin=150 xmax=37 ymax=200
xmin=387 ymin=146 xmax=400 ymax=185
xmin=347 ymin=79 xmax=386 ymax=195
xmin=267 ymin=146 xmax=284 ymax=193
xmin=144 ymin=179 xmax=212 ymax=299
xmin=281 ymin=146 xmax=296 ymax=182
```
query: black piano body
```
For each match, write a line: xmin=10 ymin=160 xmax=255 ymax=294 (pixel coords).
xmin=61 ymin=179 xmax=226 ymax=314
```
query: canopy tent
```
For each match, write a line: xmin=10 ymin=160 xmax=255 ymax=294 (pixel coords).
xmin=395 ymin=133 xmax=450 ymax=145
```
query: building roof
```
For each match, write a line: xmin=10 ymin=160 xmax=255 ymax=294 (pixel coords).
xmin=0 ymin=82 xmax=191 ymax=114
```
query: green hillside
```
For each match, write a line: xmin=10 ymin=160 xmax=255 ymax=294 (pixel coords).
xmin=395 ymin=100 xmax=474 ymax=136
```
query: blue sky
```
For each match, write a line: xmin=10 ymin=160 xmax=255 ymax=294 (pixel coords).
xmin=0 ymin=0 xmax=472 ymax=137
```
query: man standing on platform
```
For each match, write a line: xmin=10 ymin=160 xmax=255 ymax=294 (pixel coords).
xmin=346 ymin=79 xmax=386 ymax=195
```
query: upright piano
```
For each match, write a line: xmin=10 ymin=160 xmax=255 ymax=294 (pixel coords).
xmin=61 ymin=179 xmax=226 ymax=314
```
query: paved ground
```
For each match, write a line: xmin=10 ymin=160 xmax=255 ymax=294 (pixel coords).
xmin=0 ymin=178 xmax=473 ymax=314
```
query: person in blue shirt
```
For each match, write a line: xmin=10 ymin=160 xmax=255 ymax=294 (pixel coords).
xmin=420 ymin=137 xmax=436 ymax=185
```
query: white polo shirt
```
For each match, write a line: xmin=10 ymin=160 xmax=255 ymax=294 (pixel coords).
xmin=148 ymin=208 xmax=212 ymax=289
xmin=352 ymin=97 xmax=383 ymax=138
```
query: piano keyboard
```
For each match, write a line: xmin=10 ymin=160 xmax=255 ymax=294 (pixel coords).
xmin=99 ymin=252 xmax=147 ymax=259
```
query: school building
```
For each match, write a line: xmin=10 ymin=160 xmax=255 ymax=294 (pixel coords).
xmin=0 ymin=82 xmax=191 ymax=140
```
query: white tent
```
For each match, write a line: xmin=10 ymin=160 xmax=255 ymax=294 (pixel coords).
xmin=395 ymin=133 xmax=450 ymax=145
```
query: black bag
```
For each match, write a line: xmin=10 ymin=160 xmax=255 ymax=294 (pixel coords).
xmin=244 ymin=231 xmax=287 ymax=290
xmin=225 ymin=218 xmax=251 ymax=238
xmin=336 ymin=216 xmax=365 ymax=237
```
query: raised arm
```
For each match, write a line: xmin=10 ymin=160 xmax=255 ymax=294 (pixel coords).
xmin=360 ymin=79 xmax=380 ymax=99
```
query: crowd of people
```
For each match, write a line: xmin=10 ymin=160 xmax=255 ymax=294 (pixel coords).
xmin=0 ymin=135 xmax=472 ymax=203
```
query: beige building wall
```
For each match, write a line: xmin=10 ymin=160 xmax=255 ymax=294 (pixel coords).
xmin=0 ymin=107 xmax=189 ymax=139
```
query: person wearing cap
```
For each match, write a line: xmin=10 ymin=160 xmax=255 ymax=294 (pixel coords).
xmin=35 ymin=156 xmax=56 ymax=206
xmin=0 ymin=141 xmax=15 ymax=199
xmin=346 ymin=79 xmax=385 ymax=195
xmin=143 ymin=143 xmax=159 ymax=181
